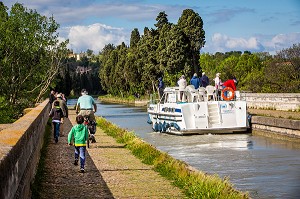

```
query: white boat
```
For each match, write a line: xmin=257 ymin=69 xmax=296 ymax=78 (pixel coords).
xmin=147 ymin=85 xmax=251 ymax=135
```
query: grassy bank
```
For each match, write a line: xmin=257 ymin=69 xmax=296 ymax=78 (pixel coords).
xmin=97 ymin=117 xmax=249 ymax=199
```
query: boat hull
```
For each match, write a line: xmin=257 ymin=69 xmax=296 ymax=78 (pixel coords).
xmin=148 ymin=100 xmax=250 ymax=135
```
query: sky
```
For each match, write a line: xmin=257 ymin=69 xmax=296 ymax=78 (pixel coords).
xmin=2 ymin=0 xmax=300 ymax=55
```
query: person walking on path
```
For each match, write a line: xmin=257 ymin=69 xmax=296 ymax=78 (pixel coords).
xmin=190 ymin=73 xmax=200 ymax=89
xmin=49 ymin=88 xmax=56 ymax=106
xmin=53 ymin=93 xmax=68 ymax=136
xmin=68 ymin=115 xmax=89 ymax=173
xmin=49 ymin=100 xmax=65 ymax=143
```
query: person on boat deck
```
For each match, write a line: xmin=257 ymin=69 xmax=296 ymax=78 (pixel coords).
xmin=223 ymin=78 xmax=237 ymax=91
xmin=200 ymin=72 xmax=209 ymax=88
xmin=177 ymin=75 xmax=187 ymax=102
xmin=190 ymin=73 xmax=200 ymax=89
xmin=158 ymin=77 xmax=165 ymax=99
xmin=214 ymin=73 xmax=222 ymax=99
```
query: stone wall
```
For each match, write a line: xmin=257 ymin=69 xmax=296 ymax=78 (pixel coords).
xmin=0 ymin=100 xmax=50 ymax=199
xmin=251 ymin=116 xmax=300 ymax=138
xmin=241 ymin=93 xmax=300 ymax=111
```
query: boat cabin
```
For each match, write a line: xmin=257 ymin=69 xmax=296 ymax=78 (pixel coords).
xmin=160 ymin=85 xmax=240 ymax=104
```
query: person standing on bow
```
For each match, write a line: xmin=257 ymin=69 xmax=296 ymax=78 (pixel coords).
xmin=190 ymin=73 xmax=200 ymax=89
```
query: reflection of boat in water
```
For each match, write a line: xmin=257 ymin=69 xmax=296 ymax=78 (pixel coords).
xmin=147 ymin=85 xmax=251 ymax=135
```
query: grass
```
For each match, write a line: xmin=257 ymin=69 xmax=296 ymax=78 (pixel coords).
xmin=31 ymin=120 xmax=52 ymax=199
xmin=97 ymin=117 xmax=249 ymax=199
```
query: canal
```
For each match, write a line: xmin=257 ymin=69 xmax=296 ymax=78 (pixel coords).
xmin=69 ymin=99 xmax=300 ymax=199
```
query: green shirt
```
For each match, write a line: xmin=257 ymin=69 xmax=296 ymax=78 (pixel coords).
xmin=68 ymin=124 xmax=89 ymax=146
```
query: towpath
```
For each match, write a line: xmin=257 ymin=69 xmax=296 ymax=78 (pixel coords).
xmin=37 ymin=110 xmax=184 ymax=198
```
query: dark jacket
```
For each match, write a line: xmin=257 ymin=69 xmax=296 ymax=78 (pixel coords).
xmin=53 ymin=99 xmax=68 ymax=118
xmin=201 ymin=75 xmax=209 ymax=87
xmin=158 ymin=77 xmax=164 ymax=89
xmin=49 ymin=106 xmax=65 ymax=121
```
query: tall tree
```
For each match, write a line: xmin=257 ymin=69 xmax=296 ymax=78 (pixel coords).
xmin=130 ymin=28 xmax=140 ymax=48
xmin=155 ymin=11 xmax=172 ymax=78
xmin=177 ymin=9 xmax=205 ymax=75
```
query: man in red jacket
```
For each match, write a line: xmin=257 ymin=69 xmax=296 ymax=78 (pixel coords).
xmin=222 ymin=78 xmax=237 ymax=91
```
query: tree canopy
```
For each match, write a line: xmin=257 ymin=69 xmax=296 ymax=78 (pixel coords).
xmin=0 ymin=2 xmax=68 ymax=122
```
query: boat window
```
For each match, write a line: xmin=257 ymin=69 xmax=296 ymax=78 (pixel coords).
xmin=159 ymin=93 xmax=165 ymax=104
xmin=167 ymin=93 xmax=177 ymax=103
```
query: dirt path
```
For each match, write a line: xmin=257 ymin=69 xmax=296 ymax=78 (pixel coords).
xmin=38 ymin=110 xmax=184 ymax=198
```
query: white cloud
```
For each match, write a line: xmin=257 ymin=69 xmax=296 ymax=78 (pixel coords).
xmin=65 ymin=23 xmax=129 ymax=53
xmin=203 ymin=33 xmax=264 ymax=53
xmin=203 ymin=32 xmax=300 ymax=54
xmin=265 ymin=32 xmax=300 ymax=49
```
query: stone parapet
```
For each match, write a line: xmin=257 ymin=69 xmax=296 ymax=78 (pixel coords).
xmin=241 ymin=93 xmax=300 ymax=111
xmin=0 ymin=100 xmax=50 ymax=199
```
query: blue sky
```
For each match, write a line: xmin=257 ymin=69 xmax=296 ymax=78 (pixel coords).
xmin=3 ymin=0 xmax=300 ymax=55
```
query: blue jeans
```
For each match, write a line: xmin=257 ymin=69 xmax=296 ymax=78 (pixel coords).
xmin=53 ymin=122 xmax=60 ymax=138
xmin=74 ymin=146 xmax=86 ymax=169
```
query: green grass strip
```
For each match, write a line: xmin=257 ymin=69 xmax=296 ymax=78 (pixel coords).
xmin=97 ymin=117 xmax=249 ymax=199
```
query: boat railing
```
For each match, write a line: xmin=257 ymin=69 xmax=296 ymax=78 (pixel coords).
xmin=181 ymin=85 xmax=241 ymax=103
xmin=150 ymin=85 xmax=242 ymax=105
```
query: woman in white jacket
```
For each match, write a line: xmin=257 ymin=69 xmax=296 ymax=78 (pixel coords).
xmin=177 ymin=75 xmax=187 ymax=102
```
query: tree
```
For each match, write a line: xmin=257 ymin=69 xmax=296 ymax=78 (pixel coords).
xmin=263 ymin=43 xmax=300 ymax=92
xmin=130 ymin=28 xmax=140 ymax=48
xmin=177 ymin=9 xmax=205 ymax=74
xmin=0 ymin=3 xmax=68 ymax=106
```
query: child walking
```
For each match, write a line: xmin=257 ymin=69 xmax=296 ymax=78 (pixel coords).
xmin=49 ymin=100 xmax=65 ymax=143
xmin=68 ymin=115 xmax=89 ymax=173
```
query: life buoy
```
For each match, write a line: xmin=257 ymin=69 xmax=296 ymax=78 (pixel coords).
xmin=222 ymin=87 xmax=235 ymax=101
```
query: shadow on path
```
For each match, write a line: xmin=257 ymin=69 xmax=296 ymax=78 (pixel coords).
xmin=37 ymin=118 xmax=114 ymax=199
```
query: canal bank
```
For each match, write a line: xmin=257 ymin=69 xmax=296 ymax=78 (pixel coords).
xmin=36 ymin=109 xmax=247 ymax=198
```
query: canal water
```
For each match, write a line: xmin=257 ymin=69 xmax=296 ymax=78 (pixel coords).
xmin=69 ymin=99 xmax=300 ymax=199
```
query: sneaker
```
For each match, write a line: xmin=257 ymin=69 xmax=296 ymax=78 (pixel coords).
xmin=80 ymin=168 xmax=85 ymax=173
xmin=55 ymin=137 xmax=58 ymax=143
xmin=74 ymin=159 xmax=78 ymax=166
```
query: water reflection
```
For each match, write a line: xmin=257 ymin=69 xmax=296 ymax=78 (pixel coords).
xmin=68 ymin=99 xmax=300 ymax=199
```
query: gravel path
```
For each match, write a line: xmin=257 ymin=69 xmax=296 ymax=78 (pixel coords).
xmin=38 ymin=110 xmax=184 ymax=198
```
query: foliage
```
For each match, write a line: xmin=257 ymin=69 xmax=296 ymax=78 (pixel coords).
xmin=97 ymin=117 xmax=249 ymax=199
xmin=0 ymin=2 xmax=68 ymax=121
xmin=199 ymin=46 xmax=299 ymax=93
xmin=98 ymin=9 xmax=205 ymax=98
